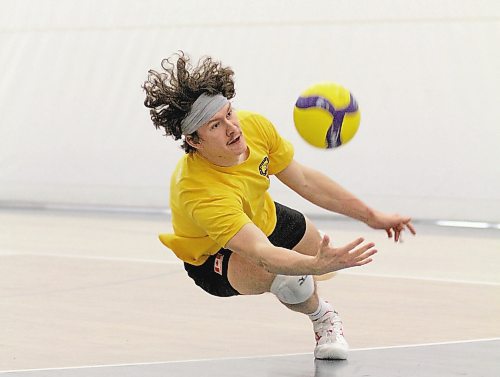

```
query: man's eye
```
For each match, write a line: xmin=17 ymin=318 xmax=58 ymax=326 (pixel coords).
xmin=211 ymin=123 xmax=219 ymax=129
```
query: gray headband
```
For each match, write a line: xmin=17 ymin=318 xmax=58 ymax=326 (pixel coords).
xmin=181 ymin=93 xmax=229 ymax=135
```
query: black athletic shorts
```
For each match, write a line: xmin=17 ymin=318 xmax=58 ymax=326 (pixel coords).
xmin=183 ymin=202 xmax=307 ymax=297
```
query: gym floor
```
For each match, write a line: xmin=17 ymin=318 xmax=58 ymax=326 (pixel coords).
xmin=1 ymin=209 xmax=499 ymax=376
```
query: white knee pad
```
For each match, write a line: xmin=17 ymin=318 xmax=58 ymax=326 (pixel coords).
xmin=270 ymin=274 xmax=314 ymax=304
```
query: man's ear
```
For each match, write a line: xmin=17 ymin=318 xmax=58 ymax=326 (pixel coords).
xmin=185 ymin=135 xmax=200 ymax=149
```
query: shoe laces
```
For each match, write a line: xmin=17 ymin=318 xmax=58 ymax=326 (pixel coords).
xmin=314 ymin=310 xmax=345 ymax=344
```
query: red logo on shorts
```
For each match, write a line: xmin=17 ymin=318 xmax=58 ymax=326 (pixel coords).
xmin=214 ymin=253 xmax=224 ymax=275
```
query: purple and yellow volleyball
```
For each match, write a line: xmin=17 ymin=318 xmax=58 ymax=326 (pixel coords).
xmin=293 ymin=82 xmax=360 ymax=149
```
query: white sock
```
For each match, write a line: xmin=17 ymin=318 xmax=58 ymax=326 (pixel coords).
xmin=307 ymin=299 xmax=332 ymax=322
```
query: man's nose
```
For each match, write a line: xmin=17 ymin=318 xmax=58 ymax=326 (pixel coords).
xmin=226 ymin=121 xmax=238 ymax=134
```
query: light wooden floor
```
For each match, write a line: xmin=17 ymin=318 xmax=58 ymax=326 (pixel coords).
xmin=1 ymin=209 xmax=499 ymax=371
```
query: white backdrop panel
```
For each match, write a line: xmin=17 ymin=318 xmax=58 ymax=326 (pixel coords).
xmin=0 ymin=1 xmax=499 ymax=221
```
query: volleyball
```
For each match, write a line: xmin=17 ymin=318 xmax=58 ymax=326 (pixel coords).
xmin=293 ymin=82 xmax=361 ymax=149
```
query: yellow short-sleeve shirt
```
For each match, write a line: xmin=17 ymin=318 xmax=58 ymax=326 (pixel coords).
xmin=159 ymin=110 xmax=294 ymax=265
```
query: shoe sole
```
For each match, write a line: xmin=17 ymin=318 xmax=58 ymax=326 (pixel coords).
xmin=314 ymin=345 xmax=349 ymax=360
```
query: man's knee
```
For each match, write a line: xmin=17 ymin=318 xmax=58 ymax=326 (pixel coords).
xmin=270 ymin=274 xmax=315 ymax=304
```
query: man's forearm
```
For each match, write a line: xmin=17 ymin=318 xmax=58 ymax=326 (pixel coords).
xmin=299 ymin=167 xmax=374 ymax=223
xmin=254 ymin=244 xmax=319 ymax=276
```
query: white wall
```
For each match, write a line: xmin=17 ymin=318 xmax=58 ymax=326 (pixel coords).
xmin=1 ymin=0 xmax=499 ymax=221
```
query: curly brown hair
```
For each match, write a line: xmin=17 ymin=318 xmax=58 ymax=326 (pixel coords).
xmin=143 ymin=52 xmax=236 ymax=153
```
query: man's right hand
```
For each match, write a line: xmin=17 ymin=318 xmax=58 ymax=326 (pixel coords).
xmin=313 ymin=235 xmax=377 ymax=275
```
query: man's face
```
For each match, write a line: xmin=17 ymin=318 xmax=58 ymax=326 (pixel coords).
xmin=190 ymin=103 xmax=247 ymax=166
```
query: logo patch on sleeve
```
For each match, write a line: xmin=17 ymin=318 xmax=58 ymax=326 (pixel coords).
xmin=259 ymin=156 xmax=269 ymax=177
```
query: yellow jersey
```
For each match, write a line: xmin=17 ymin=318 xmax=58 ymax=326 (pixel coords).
xmin=159 ymin=110 xmax=294 ymax=265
